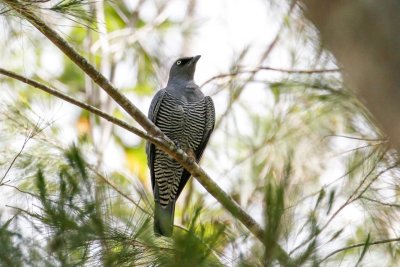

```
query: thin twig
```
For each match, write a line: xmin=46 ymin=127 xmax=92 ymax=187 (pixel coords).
xmin=322 ymin=134 xmax=387 ymax=142
xmin=286 ymin=145 xmax=383 ymax=213
xmin=0 ymin=128 xmax=35 ymax=185
xmin=2 ymin=184 xmax=39 ymax=198
xmin=212 ymin=0 xmax=298 ymax=130
xmin=256 ymin=66 xmax=340 ymax=74
xmin=201 ymin=67 xmax=341 ymax=88
xmin=289 ymin=147 xmax=389 ymax=255
xmin=360 ymin=196 xmax=400 ymax=208
xmin=320 ymin=237 xmax=400 ymax=263
xmin=319 ymin=150 xmax=388 ymax=231
xmin=333 ymin=143 xmax=385 ymax=157
xmin=91 ymin=167 xmax=151 ymax=216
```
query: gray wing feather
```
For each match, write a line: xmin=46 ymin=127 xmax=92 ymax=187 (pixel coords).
xmin=196 ymin=96 xmax=215 ymax=159
xmin=146 ymin=89 xmax=166 ymax=190
xmin=175 ymin=96 xmax=215 ymax=199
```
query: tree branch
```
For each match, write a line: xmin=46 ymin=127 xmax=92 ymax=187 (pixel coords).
xmin=3 ymin=0 xmax=159 ymax=136
xmin=211 ymin=0 xmax=298 ymax=130
xmin=0 ymin=67 xmax=153 ymax=143
xmin=90 ymin=167 xmax=151 ymax=216
xmin=320 ymin=236 xmax=400 ymax=263
xmin=201 ymin=67 xmax=341 ymax=88
xmin=360 ymin=196 xmax=400 ymax=209
xmin=0 ymin=129 xmax=32 ymax=185
xmin=1 ymin=1 xmax=292 ymax=264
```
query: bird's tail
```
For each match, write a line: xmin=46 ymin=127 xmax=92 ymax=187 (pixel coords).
xmin=154 ymin=201 xmax=175 ymax=237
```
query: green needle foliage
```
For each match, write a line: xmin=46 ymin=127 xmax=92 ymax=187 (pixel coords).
xmin=0 ymin=217 xmax=24 ymax=266
xmin=0 ymin=145 xmax=227 ymax=266
xmin=50 ymin=0 xmax=94 ymax=20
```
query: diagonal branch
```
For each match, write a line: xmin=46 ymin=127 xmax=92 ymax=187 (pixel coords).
xmin=0 ymin=67 xmax=153 ymax=143
xmin=0 ymin=129 xmax=32 ymax=185
xmin=1 ymin=1 xmax=292 ymax=264
xmin=211 ymin=0 xmax=298 ymax=130
xmin=2 ymin=0 xmax=159 ymax=136
xmin=0 ymin=67 xmax=277 ymax=257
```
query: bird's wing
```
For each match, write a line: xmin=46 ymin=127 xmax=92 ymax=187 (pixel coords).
xmin=175 ymin=96 xmax=215 ymax=199
xmin=146 ymin=89 xmax=166 ymax=190
xmin=194 ymin=96 xmax=216 ymax=160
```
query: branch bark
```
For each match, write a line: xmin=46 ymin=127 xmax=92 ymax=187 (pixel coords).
xmin=0 ymin=67 xmax=153 ymax=142
xmin=1 ymin=1 xmax=291 ymax=264
xmin=3 ymin=0 xmax=158 ymax=136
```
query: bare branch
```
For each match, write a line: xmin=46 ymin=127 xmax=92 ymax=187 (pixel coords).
xmin=2 ymin=184 xmax=39 ymax=199
xmin=0 ymin=124 xmax=42 ymax=185
xmin=319 ymin=149 xmax=389 ymax=233
xmin=201 ymin=67 xmax=341 ymax=88
xmin=0 ymin=132 xmax=31 ymax=185
xmin=212 ymin=0 xmax=298 ymax=130
xmin=322 ymin=134 xmax=387 ymax=143
xmin=90 ymin=167 xmax=151 ymax=216
xmin=320 ymin=236 xmax=400 ymax=263
xmin=2 ymin=0 xmax=159 ymax=136
xmin=360 ymin=196 xmax=400 ymax=209
xmin=0 ymin=67 xmax=153 ymax=143
xmin=289 ymin=146 xmax=390 ymax=255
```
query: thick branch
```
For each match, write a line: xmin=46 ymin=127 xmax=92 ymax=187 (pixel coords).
xmin=0 ymin=67 xmax=153 ymax=142
xmin=2 ymin=1 xmax=291 ymax=263
xmin=0 ymin=66 xmax=268 ymax=249
xmin=3 ymin=0 xmax=159 ymax=136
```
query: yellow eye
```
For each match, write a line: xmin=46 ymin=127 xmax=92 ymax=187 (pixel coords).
xmin=176 ymin=60 xmax=182 ymax=65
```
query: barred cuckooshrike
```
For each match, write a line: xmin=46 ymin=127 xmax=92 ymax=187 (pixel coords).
xmin=146 ymin=55 xmax=215 ymax=236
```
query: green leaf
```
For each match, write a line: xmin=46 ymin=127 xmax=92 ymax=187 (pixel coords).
xmin=326 ymin=189 xmax=335 ymax=215
xmin=270 ymin=82 xmax=281 ymax=103
xmin=355 ymin=233 xmax=371 ymax=266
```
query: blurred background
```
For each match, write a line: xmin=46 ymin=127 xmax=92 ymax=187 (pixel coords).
xmin=0 ymin=0 xmax=399 ymax=266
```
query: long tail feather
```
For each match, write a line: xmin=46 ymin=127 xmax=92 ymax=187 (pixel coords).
xmin=154 ymin=201 xmax=175 ymax=237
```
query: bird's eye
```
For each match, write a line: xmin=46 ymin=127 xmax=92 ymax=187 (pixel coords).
xmin=176 ymin=60 xmax=182 ymax=65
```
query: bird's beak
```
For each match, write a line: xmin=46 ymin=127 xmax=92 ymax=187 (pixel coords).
xmin=191 ymin=55 xmax=201 ymax=64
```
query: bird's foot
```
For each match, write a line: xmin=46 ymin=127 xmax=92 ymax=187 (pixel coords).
xmin=186 ymin=149 xmax=196 ymax=164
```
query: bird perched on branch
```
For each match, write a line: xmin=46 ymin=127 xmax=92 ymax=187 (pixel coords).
xmin=146 ymin=55 xmax=215 ymax=237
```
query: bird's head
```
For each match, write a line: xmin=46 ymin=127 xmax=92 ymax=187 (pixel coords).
xmin=167 ymin=55 xmax=201 ymax=84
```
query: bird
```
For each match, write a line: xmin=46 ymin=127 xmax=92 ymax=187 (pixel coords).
xmin=146 ymin=55 xmax=215 ymax=237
